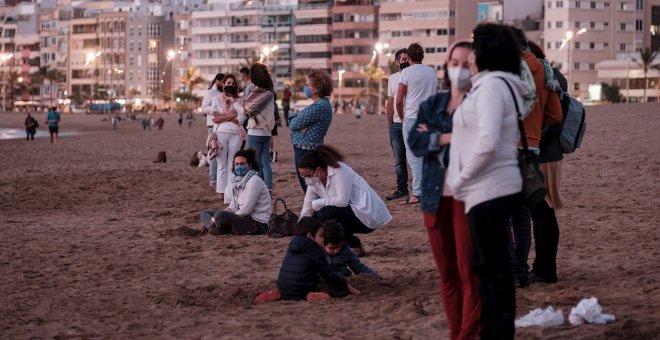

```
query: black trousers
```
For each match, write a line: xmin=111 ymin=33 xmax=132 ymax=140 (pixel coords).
xmin=468 ymin=192 xmax=519 ymax=340
xmin=314 ymin=205 xmax=373 ymax=248
xmin=200 ymin=209 xmax=266 ymax=235
xmin=531 ymin=199 xmax=560 ymax=281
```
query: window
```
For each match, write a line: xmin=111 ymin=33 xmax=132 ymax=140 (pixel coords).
xmin=590 ymin=42 xmax=595 ymax=49
xmin=574 ymin=42 xmax=580 ymax=49
xmin=556 ymin=1 xmax=563 ymax=7
xmin=620 ymin=2 xmax=627 ymax=10
xmin=636 ymin=0 xmax=644 ymax=10
xmin=604 ymin=21 xmax=609 ymax=27
xmin=438 ymin=46 xmax=447 ymax=53
xmin=548 ymin=1 xmax=552 ymax=8
xmin=573 ymin=82 xmax=579 ymax=91
xmin=604 ymin=42 xmax=609 ymax=48
xmin=556 ymin=41 xmax=562 ymax=48
xmin=148 ymin=23 xmax=160 ymax=37
xmin=620 ymin=22 xmax=627 ymax=30
xmin=604 ymin=2 xmax=609 ymax=7
xmin=449 ymin=28 xmax=455 ymax=35
xmin=636 ymin=19 xmax=643 ymax=31
xmin=437 ymin=28 xmax=448 ymax=35
xmin=620 ymin=43 xmax=626 ymax=51
xmin=590 ymin=21 xmax=595 ymax=28
xmin=547 ymin=22 xmax=552 ymax=29
xmin=556 ymin=21 xmax=564 ymax=28
xmin=547 ymin=42 xmax=552 ymax=49
xmin=574 ymin=62 xmax=580 ymax=70
xmin=402 ymin=31 xmax=412 ymax=37
xmin=591 ymin=1 xmax=596 ymax=8
xmin=575 ymin=1 xmax=580 ymax=8
xmin=425 ymin=47 xmax=436 ymax=53
xmin=589 ymin=63 xmax=595 ymax=70
xmin=575 ymin=21 xmax=581 ymax=28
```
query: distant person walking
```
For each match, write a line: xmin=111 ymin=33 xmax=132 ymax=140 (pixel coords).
xmin=289 ymin=70 xmax=334 ymax=192
xmin=281 ymin=85 xmax=291 ymax=126
xmin=177 ymin=112 xmax=183 ymax=127
xmin=46 ymin=106 xmax=60 ymax=143
xmin=396 ymin=43 xmax=439 ymax=205
xmin=24 ymin=112 xmax=38 ymax=140
xmin=385 ymin=48 xmax=410 ymax=201
xmin=185 ymin=112 xmax=193 ymax=128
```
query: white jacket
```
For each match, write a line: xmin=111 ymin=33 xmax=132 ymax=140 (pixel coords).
xmin=202 ymin=85 xmax=221 ymax=127
xmin=301 ymin=162 xmax=392 ymax=229
xmin=446 ymin=71 xmax=526 ymax=213
xmin=229 ymin=175 xmax=272 ymax=223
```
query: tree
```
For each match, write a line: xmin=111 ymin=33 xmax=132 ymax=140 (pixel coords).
xmin=45 ymin=67 xmax=65 ymax=106
xmin=633 ymin=47 xmax=660 ymax=103
xmin=5 ymin=69 xmax=20 ymax=109
xmin=180 ymin=67 xmax=206 ymax=94
xmin=601 ymin=83 xmax=622 ymax=103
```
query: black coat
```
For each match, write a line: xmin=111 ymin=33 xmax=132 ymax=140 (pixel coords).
xmin=276 ymin=236 xmax=347 ymax=300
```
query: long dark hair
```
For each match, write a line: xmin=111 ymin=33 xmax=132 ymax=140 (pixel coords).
xmin=223 ymin=74 xmax=239 ymax=98
xmin=472 ymin=23 xmax=521 ymax=75
xmin=233 ymin=148 xmax=260 ymax=172
xmin=298 ymin=145 xmax=344 ymax=170
xmin=208 ymin=73 xmax=225 ymax=90
xmin=249 ymin=63 xmax=274 ymax=91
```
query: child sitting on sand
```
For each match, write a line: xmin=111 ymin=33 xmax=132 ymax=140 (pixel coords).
xmin=255 ymin=217 xmax=359 ymax=303
xmin=322 ymin=222 xmax=383 ymax=281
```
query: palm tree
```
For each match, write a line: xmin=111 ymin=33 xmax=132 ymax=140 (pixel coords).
xmin=45 ymin=68 xmax=65 ymax=106
xmin=180 ymin=66 xmax=206 ymax=94
xmin=5 ymin=69 xmax=20 ymax=109
xmin=633 ymin=47 xmax=660 ymax=103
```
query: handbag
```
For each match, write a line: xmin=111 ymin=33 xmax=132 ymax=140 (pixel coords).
xmin=267 ymin=199 xmax=298 ymax=238
xmin=499 ymin=77 xmax=547 ymax=207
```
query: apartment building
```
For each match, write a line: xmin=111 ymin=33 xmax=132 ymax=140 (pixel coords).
xmin=293 ymin=0 xmax=333 ymax=78
xmin=39 ymin=6 xmax=68 ymax=107
xmin=261 ymin=3 xmax=294 ymax=82
xmin=174 ymin=13 xmax=193 ymax=95
xmin=0 ymin=7 xmax=18 ymax=111
xmin=544 ymin=0 xmax=657 ymax=100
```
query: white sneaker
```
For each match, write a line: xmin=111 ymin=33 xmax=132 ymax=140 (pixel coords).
xmin=209 ymin=180 xmax=216 ymax=188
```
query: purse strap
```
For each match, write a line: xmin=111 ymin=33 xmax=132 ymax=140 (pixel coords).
xmin=497 ymin=76 xmax=531 ymax=153
xmin=273 ymin=198 xmax=288 ymax=213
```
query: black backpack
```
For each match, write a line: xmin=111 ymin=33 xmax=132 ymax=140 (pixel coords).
xmin=552 ymin=68 xmax=586 ymax=154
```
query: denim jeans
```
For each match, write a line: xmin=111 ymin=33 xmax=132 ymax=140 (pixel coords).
xmin=402 ymin=117 xmax=423 ymax=197
xmin=508 ymin=200 xmax=532 ymax=282
xmin=247 ymin=135 xmax=272 ymax=190
xmin=207 ymin=127 xmax=218 ymax=183
xmin=389 ymin=123 xmax=409 ymax=195
xmin=467 ymin=192 xmax=519 ymax=340
xmin=293 ymin=147 xmax=314 ymax=193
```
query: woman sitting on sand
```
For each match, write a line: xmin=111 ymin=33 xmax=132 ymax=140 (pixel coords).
xmin=200 ymin=149 xmax=272 ymax=235
xmin=297 ymin=145 xmax=391 ymax=256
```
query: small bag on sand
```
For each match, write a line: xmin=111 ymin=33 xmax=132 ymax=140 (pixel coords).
xmin=206 ymin=127 xmax=224 ymax=160
xmin=267 ymin=199 xmax=298 ymax=238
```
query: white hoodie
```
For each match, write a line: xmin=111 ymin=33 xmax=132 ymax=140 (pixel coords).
xmin=446 ymin=71 xmax=528 ymax=213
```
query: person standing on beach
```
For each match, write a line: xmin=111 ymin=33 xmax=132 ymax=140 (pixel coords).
xmin=239 ymin=63 xmax=275 ymax=192
xmin=408 ymin=40 xmax=481 ymax=340
xmin=397 ymin=43 xmax=438 ymax=205
xmin=446 ymin=23 xmax=526 ymax=340
xmin=385 ymin=48 xmax=410 ymax=201
xmin=281 ymin=85 xmax=291 ymax=126
xmin=202 ymin=73 xmax=225 ymax=188
xmin=177 ymin=112 xmax=183 ymax=127
xmin=289 ymin=70 xmax=334 ymax=192
xmin=46 ymin=106 xmax=60 ymax=143
xmin=25 ymin=112 xmax=38 ymax=141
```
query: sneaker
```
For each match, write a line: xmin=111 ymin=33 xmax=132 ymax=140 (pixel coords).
xmin=306 ymin=292 xmax=331 ymax=302
xmin=529 ymin=272 xmax=558 ymax=284
xmin=208 ymin=227 xmax=228 ymax=236
xmin=386 ymin=191 xmax=408 ymax=201
xmin=255 ymin=290 xmax=281 ymax=303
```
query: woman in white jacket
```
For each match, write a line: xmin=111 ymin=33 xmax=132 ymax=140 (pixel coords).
xmin=446 ymin=23 xmax=525 ymax=340
xmin=200 ymin=149 xmax=272 ymax=235
xmin=201 ymin=73 xmax=225 ymax=188
xmin=298 ymin=145 xmax=391 ymax=256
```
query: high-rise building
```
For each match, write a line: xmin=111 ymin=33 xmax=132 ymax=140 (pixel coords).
xmin=293 ymin=0 xmax=333 ymax=78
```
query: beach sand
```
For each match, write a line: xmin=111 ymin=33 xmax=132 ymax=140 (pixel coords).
xmin=0 ymin=104 xmax=658 ymax=339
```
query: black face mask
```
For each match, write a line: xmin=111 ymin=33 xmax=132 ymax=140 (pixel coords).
xmin=224 ymin=85 xmax=236 ymax=94
xmin=217 ymin=85 xmax=223 ymax=92
xmin=399 ymin=62 xmax=410 ymax=70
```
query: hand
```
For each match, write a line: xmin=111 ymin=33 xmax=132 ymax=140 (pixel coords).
xmin=347 ymin=283 xmax=360 ymax=296
xmin=416 ymin=123 xmax=429 ymax=133
xmin=311 ymin=199 xmax=324 ymax=211
xmin=440 ymin=133 xmax=452 ymax=145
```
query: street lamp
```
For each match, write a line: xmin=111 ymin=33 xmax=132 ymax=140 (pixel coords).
xmin=555 ymin=28 xmax=587 ymax=96
xmin=166 ymin=49 xmax=175 ymax=112
xmin=374 ymin=42 xmax=390 ymax=115
xmin=85 ymin=51 xmax=102 ymax=100
xmin=0 ymin=52 xmax=14 ymax=112
xmin=338 ymin=69 xmax=345 ymax=114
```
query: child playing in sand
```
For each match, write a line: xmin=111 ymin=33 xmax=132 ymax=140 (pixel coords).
xmin=255 ymin=217 xmax=359 ymax=303
xmin=322 ymin=222 xmax=383 ymax=281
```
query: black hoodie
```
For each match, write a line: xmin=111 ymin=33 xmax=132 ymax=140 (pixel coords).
xmin=277 ymin=235 xmax=347 ymax=300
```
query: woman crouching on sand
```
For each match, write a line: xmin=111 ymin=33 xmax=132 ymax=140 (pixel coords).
xmin=297 ymin=145 xmax=391 ymax=256
xmin=200 ymin=149 xmax=272 ymax=235
xmin=407 ymin=39 xmax=481 ymax=340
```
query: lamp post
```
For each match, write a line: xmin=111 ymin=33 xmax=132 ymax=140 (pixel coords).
xmin=0 ymin=52 xmax=14 ymax=112
xmin=556 ymin=28 xmax=586 ymax=96
xmin=338 ymin=69 xmax=345 ymax=114
xmin=85 ymin=51 xmax=101 ymax=100
xmin=166 ymin=49 xmax=175 ymax=113
xmin=374 ymin=42 xmax=389 ymax=115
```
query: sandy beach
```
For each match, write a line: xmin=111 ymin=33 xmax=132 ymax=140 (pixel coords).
xmin=0 ymin=103 xmax=658 ymax=339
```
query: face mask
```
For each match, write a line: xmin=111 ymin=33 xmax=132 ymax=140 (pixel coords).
xmin=217 ymin=84 xmax=223 ymax=92
xmin=303 ymin=86 xmax=313 ymax=98
xmin=234 ymin=164 xmax=249 ymax=177
xmin=303 ymin=168 xmax=320 ymax=186
xmin=224 ymin=85 xmax=236 ymax=94
xmin=447 ymin=67 xmax=472 ymax=91
xmin=399 ymin=62 xmax=410 ymax=70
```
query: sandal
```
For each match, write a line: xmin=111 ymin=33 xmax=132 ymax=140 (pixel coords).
xmin=399 ymin=195 xmax=420 ymax=205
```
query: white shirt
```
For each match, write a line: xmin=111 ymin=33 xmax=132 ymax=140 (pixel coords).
xmin=211 ymin=93 xmax=244 ymax=134
xmin=446 ymin=71 xmax=526 ymax=213
xmin=202 ymin=85 xmax=221 ymax=127
xmin=229 ymin=175 xmax=272 ymax=223
xmin=300 ymin=162 xmax=392 ymax=230
xmin=399 ymin=63 xmax=438 ymax=119
xmin=387 ymin=72 xmax=402 ymax=123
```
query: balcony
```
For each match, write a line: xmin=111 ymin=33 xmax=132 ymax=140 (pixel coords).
xmin=191 ymin=42 xmax=228 ymax=50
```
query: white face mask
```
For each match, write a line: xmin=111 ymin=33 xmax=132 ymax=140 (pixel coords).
xmin=304 ymin=168 xmax=321 ymax=186
xmin=447 ymin=67 xmax=472 ymax=91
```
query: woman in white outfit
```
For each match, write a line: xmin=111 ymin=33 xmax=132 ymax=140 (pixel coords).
xmin=202 ymin=73 xmax=224 ymax=188
xmin=211 ymin=74 xmax=246 ymax=203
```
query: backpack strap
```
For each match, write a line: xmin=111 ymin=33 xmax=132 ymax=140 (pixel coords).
xmin=496 ymin=77 xmax=531 ymax=153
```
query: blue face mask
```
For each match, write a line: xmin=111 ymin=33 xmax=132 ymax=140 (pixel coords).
xmin=234 ymin=164 xmax=249 ymax=177
xmin=303 ymin=86 xmax=313 ymax=98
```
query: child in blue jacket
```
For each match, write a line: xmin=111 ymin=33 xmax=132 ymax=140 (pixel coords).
xmin=322 ymin=222 xmax=383 ymax=280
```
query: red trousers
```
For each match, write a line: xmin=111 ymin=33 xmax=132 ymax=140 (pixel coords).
xmin=424 ymin=198 xmax=481 ymax=340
